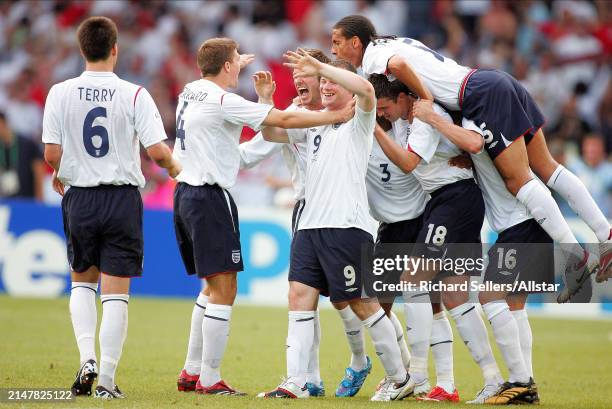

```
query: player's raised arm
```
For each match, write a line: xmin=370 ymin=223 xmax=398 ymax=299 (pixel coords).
xmin=387 ymin=56 xmax=434 ymax=101
xmin=285 ymin=49 xmax=375 ymax=112
xmin=412 ymin=100 xmax=483 ymax=154
xmin=374 ymin=124 xmax=420 ymax=173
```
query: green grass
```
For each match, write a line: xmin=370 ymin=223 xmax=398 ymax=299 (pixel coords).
xmin=0 ymin=295 xmax=611 ymax=408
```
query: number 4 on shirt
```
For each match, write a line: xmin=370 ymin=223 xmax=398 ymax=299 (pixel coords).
xmin=176 ymin=101 xmax=188 ymax=150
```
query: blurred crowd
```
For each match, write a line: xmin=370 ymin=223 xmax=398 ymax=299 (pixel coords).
xmin=0 ymin=0 xmax=610 ymax=217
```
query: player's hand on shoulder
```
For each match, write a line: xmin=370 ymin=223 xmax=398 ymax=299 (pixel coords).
xmin=252 ymin=71 xmax=276 ymax=102
xmin=412 ymin=99 xmax=435 ymax=124
xmin=239 ymin=53 xmax=255 ymax=69
xmin=292 ymin=95 xmax=303 ymax=108
xmin=52 ymin=170 xmax=65 ymax=196
xmin=337 ymin=97 xmax=356 ymax=123
xmin=283 ymin=48 xmax=321 ymax=78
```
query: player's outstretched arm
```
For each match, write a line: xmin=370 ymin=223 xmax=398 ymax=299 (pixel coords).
xmin=263 ymin=102 xmax=354 ymax=131
xmin=146 ymin=142 xmax=182 ymax=178
xmin=387 ymin=56 xmax=434 ymax=101
xmin=374 ymin=123 xmax=421 ymax=173
xmin=413 ymin=100 xmax=483 ymax=154
xmin=285 ymin=49 xmax=375 ymax=111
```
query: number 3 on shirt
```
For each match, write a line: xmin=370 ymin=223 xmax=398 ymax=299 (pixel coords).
xmin=83 ymin=107 xmax=109 ymax=158
xmin=176 ymin=101 xmax=188 ymax=150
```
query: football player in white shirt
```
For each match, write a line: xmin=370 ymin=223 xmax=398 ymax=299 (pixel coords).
xmin=369 ymin=74 xmax=510 ymax=403
xmin=172 ymin=38 xmax=354 ymax=396
xmin=330 ymin=15 xmax=610 ymax=289
xmin=241 ymin=52 xmax=416 ymax=399
xmin=413 ymin=100 xmax=551 ymax=404
xmin=255 ymin=52 xmax=413 ymax=401
xmin=238 ymin=50 xmax=328 ymax=397
xmin=42 ymin=17 xmax=181 ymax=400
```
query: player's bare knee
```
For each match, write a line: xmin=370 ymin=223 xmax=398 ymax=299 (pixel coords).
xmin=431 ymin=302 xmax=443 ymax=314
xmin=71 ymin=266 xmax=100 ymax=284
xmin=349 ymin=299 xmax=379 ymax=321
xmin=333 ymin=301 xmax=350 ymax=311
xmin=441 ymin=290 xmax=468 ymax=310
xmin=100 ymin=274 xmax=130 ymax=295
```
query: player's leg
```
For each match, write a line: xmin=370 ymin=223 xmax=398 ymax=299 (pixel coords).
xmin=174 ymin=183 xmax=208 ymax=391
xmin=527 ymin=129 xmax=611 ymax=280
xmin=479 ymin=291 xmax=537 ymax=404
xmin=178 ymin=282 xmax=209 ymax=391
xmin=507 ymin=293 xmax=540 ymax=405
xmin=507 ymin=294 xmax=532 ymax=379
xmin=69 ymin=267 xmax=100 ymax=396
xmin=305 ymin=305 xmax=324 ymax=396
xmin=386 ymin=306 xmax=411 ymax=372
xmin=96 ymin=273 xmax=130 ymax=400
xmin=61 ymin=187 xmax=102 ymax=396
xmin=197 ymin=272 xmax=241 ymax=394
xmin=349 ymin=299 xmax=413 ymax=401
xmin=332 ymin=300 xmax=371 ymax=397
xmin=260 ymin=230 xmax=322 ymax=398
xmin=429 ymin=302 xmax=460 ymax=400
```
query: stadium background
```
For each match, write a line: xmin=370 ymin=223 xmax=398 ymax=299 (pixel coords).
xmin=0 ymin=1 xmax=610 ymax=407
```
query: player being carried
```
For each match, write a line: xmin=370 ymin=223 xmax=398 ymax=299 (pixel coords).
xmin=330 ymin=15 xmax=611 ymax=298
xmin=172 ymin=38 xmax=354 ymax=396
xmin=42 ymin=16 xmax=182 ymax=400
xmin=255 ymin=50 xmax=413 ymax=401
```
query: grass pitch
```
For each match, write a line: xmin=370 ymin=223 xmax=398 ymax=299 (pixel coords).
xmin=0 ymin=295 xmax=611 ymax=408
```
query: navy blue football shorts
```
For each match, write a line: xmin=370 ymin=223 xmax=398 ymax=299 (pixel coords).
xmin=484 ymin=219 xmax=554 ymax=294
xmin=62 ymin=185 xmax=143 ymax=277
xmin=173 ymin=182 xmax=243 ymax=278
xmin=289 ymin=228 xmax=373 ymax=303
xmin=460 ymin=69 xmax=546 ymax=160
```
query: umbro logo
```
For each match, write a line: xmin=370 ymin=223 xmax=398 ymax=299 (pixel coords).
xmin=346 ymin=287 xmax=358 ymax=292
xmin=536 ymin=217 xmax=547 ymax=225
xmin=376 ymin=351 xmax=383 ymax=356
xmin=310 ymin=128 xmax=317 ymax=132
xmin=332 ymin=123 xmax=342 ymax=130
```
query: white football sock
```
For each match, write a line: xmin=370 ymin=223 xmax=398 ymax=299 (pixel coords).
xmin=483 ymin=302 xmax=530 ymax=383
xmin=547 ymin=165 xmax=611 ymax=242
xmin=184 ymin=292 xmax=208 ymax=375
xmin=516 ymin=179 xmax=578 ymax=245
xmin=337 ymin=305 xmax=367 ymax=371
xmin=431 ymin=311 xmax=454 ymax=393
xmin=98 ymin=294 xmax=129 ymax=390
xmin=449 ymin=303 xmax=503 ymax=386
xmin=512 ymin=309 xmax=533 ymax=379
xmin=389 ymin=311 xmax=411 ymax=369
xmin=403 ymin=292 xmax=433 ymax=385
xmin=200 ymin=303 xmax=232 ymax=387
xmin=70 ymin=282 xmax=98 ymax=365
xmin=306 ymin=310 xmax=322 ymax=385
xmin=363 ymin=308 xmax=406 ymax=382
xmin=287 ymin=311 xmax=315 ymax=388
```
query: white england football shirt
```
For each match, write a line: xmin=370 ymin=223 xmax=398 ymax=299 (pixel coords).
xmin=366 ymin=128 xmax=428 ymax=224
xmin=239 ymin=104 xmax=308 ymax=201
xmin=173 ymin=79 xmax=273 ymax=189
xmin=397 ymin=104 xmax=474 ymax=193
xmin=362 ymin=38 xmax=471 ymax=111
xmin=468 ymin=118 xmax=531 ymax=233
xmin=287 ymin=105 xmax=375 ymax=232
xmin=42 ymin=71 xmax=166 ymax=187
